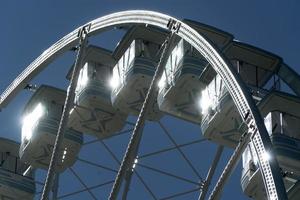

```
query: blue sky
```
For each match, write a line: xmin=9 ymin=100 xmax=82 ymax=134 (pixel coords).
xmin=0 ymin=1 xmax=299 ymax=199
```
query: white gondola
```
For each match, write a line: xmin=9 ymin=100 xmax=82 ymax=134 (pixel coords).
xmin=157 ymin=20 xmax=234 ymax=123
xmin=110 ymin=26 xmax=167 ymax=121
xmin=157 ymin=39 xmax=207 ymax=123
xmin=0 ymin=137 xmax=35 ymax=200
xmin=20 ymin=85 xmax=83 ymax=172
xmin=224 ymin=41 xmax=281 ymax=89
xmin=241 ymin=91 xmax=300 ymax=200
xmin=68 ymin=46 xmax=128 ymax=138
xmin=200 ymin=74 xmax=242 ymax=147
xmin=200 ymin=42 xmax=281 ymax=148
xmin=183 ymin=19 xmax=233 ymax=51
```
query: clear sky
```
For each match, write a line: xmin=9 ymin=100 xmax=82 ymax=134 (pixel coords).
xmin=0 ymin=0 xmax=299 ymax=200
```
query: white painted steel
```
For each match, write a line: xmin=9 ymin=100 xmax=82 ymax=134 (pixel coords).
xmin=0 ymin=10 xmax=287 ymax=200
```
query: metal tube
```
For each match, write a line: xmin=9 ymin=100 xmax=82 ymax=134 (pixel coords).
xmin=40 ymin=26 xmax=89 ymax=200
xmin=198 ymin=145 xmax=224 ymax=200
xmin=52 ymin=173 xmax=59 ymax=200
xmin=109 ymin=27 xmax=178 ymax=200
xmin=208 ymin=131 xmax=252 ymax=200
xmin=100 ymin=139 xmax=157 ymax=199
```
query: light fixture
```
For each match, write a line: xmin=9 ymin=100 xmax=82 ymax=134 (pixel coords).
xmin=132 ymin=158 xmax=138 ymax=170
xmin=62 ymin=148 xmax=67 ymax=163
xmin=109 ymin=67 xmax=121 ymax=89
xmin=69 ymin=108 xmax=74 ymax=115
xmin=199 ymin=90 xmax=212 ymax=115
xmin=262 ymin=151 xmax=271 ymax=162
xmin=22 ymin=103 xmax=45 ymax=141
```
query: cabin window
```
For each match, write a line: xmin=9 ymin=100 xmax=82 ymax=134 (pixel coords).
xmin=0 ymin=152 xmax=30 ymax=177
xmin=264 ymin=111 xmax=300 ymax=139
xmin=22 ymin=103 xmax=45 ymax=142
xmin=76 ymin=63 xmax=89 ymax=93
xmin=200 ymin=75 xmax=226 ymax=115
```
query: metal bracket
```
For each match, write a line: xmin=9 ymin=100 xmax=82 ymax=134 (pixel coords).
xmin=24 ymin=84 xmax=38 ymax=92
xmin=167 ymin=19 xmax=181 ymax=33
xmin=77 ymin=23 xmax=91 ymax=38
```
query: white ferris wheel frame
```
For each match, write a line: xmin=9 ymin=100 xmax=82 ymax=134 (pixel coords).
xmin=0 ymin=10 xmax=289 ymax=200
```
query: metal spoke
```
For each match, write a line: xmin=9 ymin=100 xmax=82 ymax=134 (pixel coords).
xmin=139 ymin=139 xmax=207 ymax=159
xmin=108 ymin=27 xmax=179 ymax=199
xmin=40 ymin=25 xmax=90 ymax=200
xmin=158 ymin=121 xmax=203 ymax=181
xmin=208 ymin=130 xmax=252 ymax=200
xmin=100 ymin=140 xmax=122 ymax=165
xmin=134 ymin=170 xmax=158 ymax=200
xmin=57 ymin=180 xmax=114 ymax=199
xmin=52 ymin=173 xmax=60 ymax=200
xmin=69 ymin=167 xmax=97 ymax=200
xmin=99 ymin=140 xmax=157 ymax=199
xmin=198 ymin=145 xmax=223 ymax=200
xmin=77 ymin=157 xmax=118 ymax=173
xmin=159 ymin=187 xmax=202 ymax=200
xmin=83 ymin=128 xmax=133 ymax=145
xmin=137 ymin=163 xmax=202 ymax=186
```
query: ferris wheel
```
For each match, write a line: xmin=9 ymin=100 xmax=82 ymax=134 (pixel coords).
xmin=1 ymin=10 xmax=300 ymax=200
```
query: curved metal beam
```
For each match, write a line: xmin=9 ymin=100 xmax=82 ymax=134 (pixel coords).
xmin=278 ymin=63 xmax=300 ymax=96
xmin=0 ymin=10 xmax=287 ymax=200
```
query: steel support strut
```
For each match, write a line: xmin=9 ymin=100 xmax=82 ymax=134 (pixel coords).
xmin=198 ymin=145 xmax=223 ymax=200
xmin=40 ymin=25 xmax=90 ymax=200
xmin=108 ymin=19 xmax=181 ymax=200
xmin=208 ymin=121 xmax=252 ymax=200
xmin=52 ymin=173 xmax=59 ymax=200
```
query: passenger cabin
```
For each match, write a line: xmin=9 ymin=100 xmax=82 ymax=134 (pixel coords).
xmin=241 ymin=91 xmax=300 ymax=200
xmin=157 ymin=20 xmax=234 ymax=123
xmin=68 ymin=46 xmax=128 ymax=138
xmin=0 ymin=137 xmax=35 ymax=200
xmin=183 ymin=19 xmax=233 ymax=50
xmin=200 ymin=42 xmax=281 ymax=148
xmin=200 ymin=74 xmax=242 ymax=147
xmin=20 ymin=85 xmax=83 ymax=172
xmin=224 ymin=41 xmax=282 ymax=90
xmin=157 ymin=38 xmax=207 ymax=123
xmin=110 ymin=25 xmax=167 ymax=121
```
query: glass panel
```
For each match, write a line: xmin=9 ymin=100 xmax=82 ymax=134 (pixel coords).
xmin=174 ymin=40 xmax=184 ymax=71
xmin=200 ymin=74 xmax=227 ymax=115
xmin=76 ymin=63 xmax=89 ymax=92
xmin=249 ymin=142 xmax=259 ymax=167
xmin=123 ymin=47 xmax=129 ymax=71
xmin=118 ymin=56 xmax=124 ymax=84
xmin=165 ymin=56 xmax=173 ymax=85
xmin=283 ymin=113 xmax=300 ymax=138
xmin=264 ymin=112 xmax=273 ymax=136
xmin=110 ymin=65 xmax=121 ymax=90
xmin=128 ymin=40 xmax=135 ymax=67
xmin=1 ymin=155 xmax=16 ymax=172
xmin=242 ymin=146 xmax=251 ymax=169
xmin=158 ymin=72 xmax=167 ymax=91
xmin=264 ymin=111 xmax=300 ymax=139
xmin=22 ymin=103 xmax=45 ymax=142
